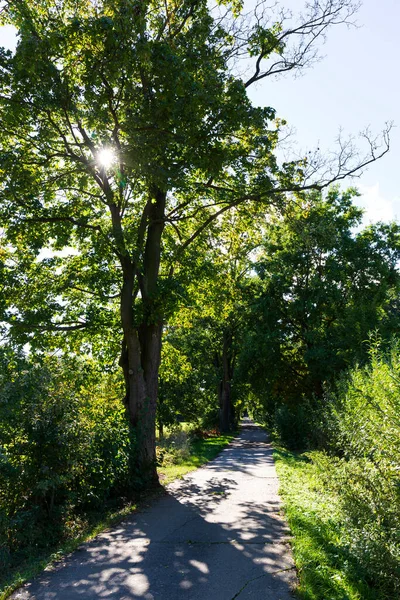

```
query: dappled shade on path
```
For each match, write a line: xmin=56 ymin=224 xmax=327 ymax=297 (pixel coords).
xmin=12 ymin=420 xmax=296 ymax=600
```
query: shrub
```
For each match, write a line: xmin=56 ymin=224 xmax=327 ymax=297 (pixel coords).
xmin=0 ymin=350 xmax=135 ymax=576
xmin=156 ymin=427 xmax=191 ymax=466
xmin=273 ymin=398 xmax=329 ymax=451
xmin=313 ymin=339 xmax=400 ymax=596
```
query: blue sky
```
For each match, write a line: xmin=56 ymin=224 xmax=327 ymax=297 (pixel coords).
xmin=1 ymin=0 xmax=398 ymax=224
xmin=247 ymin=0 xmax=400 ymax=223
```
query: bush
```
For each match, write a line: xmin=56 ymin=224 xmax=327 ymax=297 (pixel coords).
xmin=0 ymin=350 xmax=136 ymax=577
xmin=156 ymin=426 xmax=191 ymax=466
xmin=313 ymin=339 xmax=400 ymax=597
xmin=273 ymin=398 xmax=329 ymax=451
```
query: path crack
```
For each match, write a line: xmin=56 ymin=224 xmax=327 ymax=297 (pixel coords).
xmin=159 ymin=514 xmax=199 ymax=542
xmin=231 ymin=566 xmax=296 ymax=599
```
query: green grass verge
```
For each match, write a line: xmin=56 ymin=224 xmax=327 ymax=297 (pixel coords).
xmin=274 ymin=447 xmax=376 ymax=600
xmin=158 ymin=431 xmax=236 ymax=484
xmin=1 ymin=429 xmax=236 ymax=599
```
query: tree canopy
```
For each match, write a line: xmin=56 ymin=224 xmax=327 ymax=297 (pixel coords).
xmin=239 ymin=188 xmax=400 ymax=418
xmin=0 ymin=0 xmax=391 ymax=480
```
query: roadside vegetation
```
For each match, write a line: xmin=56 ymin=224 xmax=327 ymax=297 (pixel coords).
xmin=239 ymin=190 xmax=400 ymax=598
xmin=0 ymin=374 xmax=233 ymax=600
xmin=270 ymin=339 xmax=400 ymax=600
xmin=157 ymin=426 xmax=236 ymax=484
xmin=274 ymin=449 xmax=375 ymax=600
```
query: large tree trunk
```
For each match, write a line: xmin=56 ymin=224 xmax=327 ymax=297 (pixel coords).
xmin=219 ymin=328 xmax=235 ymax=433
xmin=120 ymin=322 xmax=162 ymax=484
xmin=118 ymin=187 xmax=167 ymax=485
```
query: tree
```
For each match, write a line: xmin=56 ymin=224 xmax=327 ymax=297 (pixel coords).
xmin=160 ymin=207 xmax=262 ymax=433
xmin=239 ymin=188 xmax=400 ymax=415
xmin=0 ymin=0 xmax=390 ymax=482
xmin=197 ymin=209 xmax=263 ymax=432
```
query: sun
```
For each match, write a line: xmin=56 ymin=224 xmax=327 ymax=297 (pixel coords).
xmin=97 ymin=147 xmax=116 ymax=169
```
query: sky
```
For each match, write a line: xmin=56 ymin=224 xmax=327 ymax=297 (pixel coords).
xmin=246 ymin=0 xmax=400 ymax=224
xmin=0 ymin=0 xmax=399 ymax=225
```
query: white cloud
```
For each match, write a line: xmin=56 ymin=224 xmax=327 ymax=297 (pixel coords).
xmin=355 ymin=183 xmax=400 ymax=225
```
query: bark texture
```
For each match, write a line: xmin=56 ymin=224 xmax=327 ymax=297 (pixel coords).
xmin=117 ymin=188 xmax=167 ymax=483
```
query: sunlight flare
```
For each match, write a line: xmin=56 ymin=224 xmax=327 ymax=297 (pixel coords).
xmin=97 ymin=147 xmax=116 ymax=169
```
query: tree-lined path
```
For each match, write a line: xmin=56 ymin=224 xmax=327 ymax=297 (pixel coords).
xmin=12 ymin=421 xmax=296 ymax=599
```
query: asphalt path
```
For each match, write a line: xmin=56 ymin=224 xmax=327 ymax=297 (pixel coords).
xmin=12 ymin=420 xmax=296 ymax=599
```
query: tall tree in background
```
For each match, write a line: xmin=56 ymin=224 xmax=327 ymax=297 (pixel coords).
xmin=0 ymin=0 xmax=390 ymax=481
xmin=195 ymin=210 xmax=263 ymax=433
xmin=240 ymin=188 xmax=400 ymax=413
xmin=161 ymin=207 xmax=263 ymax=433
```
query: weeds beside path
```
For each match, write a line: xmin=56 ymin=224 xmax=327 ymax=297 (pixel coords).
xmin=157 ymin=427 xmax=236 ymax=484
xmin=274 ymin=448 xmax=384 ymax=600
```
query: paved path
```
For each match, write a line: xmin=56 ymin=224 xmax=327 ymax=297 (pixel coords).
xmin=12 ymin=420 xmax=296 ymax=599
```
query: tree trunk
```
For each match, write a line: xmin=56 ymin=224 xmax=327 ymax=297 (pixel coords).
xmin=219 ymin=329 xmax=235 ymax=433
xmin=120 ymin=322 xmax=162 ymax=484
xmin=220 ymin=379 xmax=233 ymax=433
xmin=118 ymin=187 xmax=167 ymax=485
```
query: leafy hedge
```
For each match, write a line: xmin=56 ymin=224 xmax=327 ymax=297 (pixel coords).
xmin=0 ymin=350 xmax=136 ymax=577
xmin=312 ymin=340 xmax=400 ymax=597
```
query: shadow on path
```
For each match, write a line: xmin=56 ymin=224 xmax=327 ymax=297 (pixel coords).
xmin=12 ymin=421 xmax=296 ymax=600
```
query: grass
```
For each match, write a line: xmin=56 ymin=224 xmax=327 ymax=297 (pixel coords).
xmin=157 ymin=428 xmax=236 ymax=484
xmin=274 ymin=447 xmax=378 ymax=600
xmin=0 ymin=426 xmax=235 ymax=600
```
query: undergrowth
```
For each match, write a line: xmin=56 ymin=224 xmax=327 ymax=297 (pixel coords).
xmin=274 ymin=447 xmax=394 ymax=600
xmin=0 ymin=501 xmax=139 ymax=600
xmin=157 ymin=425 xmax=235 ymax=484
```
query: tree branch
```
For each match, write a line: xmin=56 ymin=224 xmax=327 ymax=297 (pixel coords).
xmin=12 ymin=320 xmax=88 ymax=332
xmin=244 ymin=0 xmax=360 ymax=88
xmin=23 ymin=216 xmax=102 ymax=232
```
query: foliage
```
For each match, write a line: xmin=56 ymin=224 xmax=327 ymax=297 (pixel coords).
xmin=274 ymin=447 xmax=378 ymax=600
xmin=0 ymin=1 xmax=397 ymax=593
xmin=273 ymin=338 xmax=400 ymax=598
xmin=157 ymin=425 xmax=236 ymax=485
xmin=158 ymin=334 xmax=218 ymax=430
xmin=247 ymin=193 xmax=400 ymax=597
xmin=158 ymin=209 xmax=264 ymax=432
xmin=157 ymin=425 xmax=192 ymax=466
xmin=0 ymin=349 xmax=136 ymax=580
xmin=0 ymin=345 xmax=234 ymax=592
xmin=0 ymin=501 xmax=138 ymax=600
xmin=312 ymin=338 xmax=400 ymax=596
xmin=0 ymin=0 xmax=387 ymax=476
xmin=240 ymin=189 xmax=400 ymax=441
xmin=272 ymin=401 xmax=325 ymax=451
